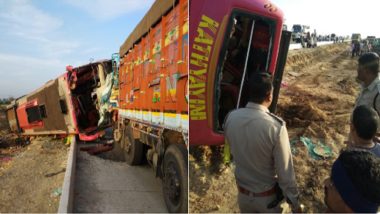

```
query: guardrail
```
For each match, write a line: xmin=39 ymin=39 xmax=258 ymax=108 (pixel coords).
xmin=58 ymin=136 xmax=77 ymax=213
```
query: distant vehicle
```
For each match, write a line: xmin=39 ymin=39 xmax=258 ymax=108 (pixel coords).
xmin=351 ymin=33 xmax=361 ymax=43
xmin=283 ymin=24 xmax=288 ymax=31
xmin=372 ymin=38 xmax=380 ymax=55
xmin=291 ymin=24 xmax=305 ymax=43
xmin=367 ymin=36 xmax=376 ymax=45
xmin=291 ymin=24 xmax=317 ymax=48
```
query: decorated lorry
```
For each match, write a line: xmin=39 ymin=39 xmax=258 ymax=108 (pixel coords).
xmin=112 ymin=0 xmax=189 ymax=212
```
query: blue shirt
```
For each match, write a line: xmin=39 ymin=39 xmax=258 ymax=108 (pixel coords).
xmin=369 ymin=143 xmax=380 ymax=157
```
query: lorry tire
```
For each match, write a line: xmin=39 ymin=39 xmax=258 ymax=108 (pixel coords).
xmin=123 ymin=125 xmax=144 ymax=165
xmin=163 ymin=143 xmax=188 ymax=213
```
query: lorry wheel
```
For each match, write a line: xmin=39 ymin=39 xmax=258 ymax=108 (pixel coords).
xmin=163 ymin=144 xmax=188 ymax=213
xmin=123 ymin=126 xmax=143 ymax=165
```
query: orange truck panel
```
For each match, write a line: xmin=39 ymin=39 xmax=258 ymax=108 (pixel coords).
xmin=118 ymin=0 xmax=188 ymax=132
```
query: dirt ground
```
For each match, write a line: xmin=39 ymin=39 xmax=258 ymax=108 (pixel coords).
xmin=189 ymin=43 xmax=358 ymax=213
xmin=0 ymin=108 xmax=69 ymax=213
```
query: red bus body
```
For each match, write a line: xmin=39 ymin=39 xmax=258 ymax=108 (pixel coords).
xmin=6 ymin=60 xmax=114 ymax=141
xmin=189 ymin=0 xmax=284 ymax=146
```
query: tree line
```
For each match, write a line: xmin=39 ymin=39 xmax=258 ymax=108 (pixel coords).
xmin=0 ymin=97 xmax=15 ymax=105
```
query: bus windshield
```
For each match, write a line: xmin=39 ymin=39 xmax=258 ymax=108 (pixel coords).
xmin=215 ymin=11 xmax=276 ymax=131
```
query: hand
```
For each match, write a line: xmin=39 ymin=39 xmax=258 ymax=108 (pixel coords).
xmin=291 ymin=204 xmax=304 ymax=213
xmin=344 ymin=140 xmax=352 ymax=146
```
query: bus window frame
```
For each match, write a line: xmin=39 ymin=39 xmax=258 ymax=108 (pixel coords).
xmin=213 ymin=9 xmax=277 ymax=133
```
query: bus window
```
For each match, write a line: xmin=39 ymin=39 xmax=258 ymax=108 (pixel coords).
xmin=215 ymin=12 xmax=275 ymax=131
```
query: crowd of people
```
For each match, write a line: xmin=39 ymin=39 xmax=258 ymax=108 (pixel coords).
xmin=224 ymin=52 xmax=380 ymax=212
xmin=351 ymin=40 xmax=373 ymax=57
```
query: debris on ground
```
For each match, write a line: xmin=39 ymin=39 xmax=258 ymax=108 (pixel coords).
xmin=0 ymin=132 xmax=68 ymax=212
xmin=52 ymin=188 xmax=62 ymax=197
xmin=291 ymin=137 xmax=334 ymax=160
xmin=80 ymin=142 xmax=113 ymax=155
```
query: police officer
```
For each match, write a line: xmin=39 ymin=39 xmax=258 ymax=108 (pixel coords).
xmin=224 ymin=72 xmax=301 ymax=213
xmin=355 ymin=52 xmax=380 ymax=114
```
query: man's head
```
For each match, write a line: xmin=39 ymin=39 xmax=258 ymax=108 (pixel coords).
xmin=349 ymin=105 xmax=379 ymax=145
xmin=357 ymin=52 xmax=379 ymax=85
xmin=324 ymin=150 xmax=380 ymax=213
xmin=247 ymin=72 xmax=273 ymax=106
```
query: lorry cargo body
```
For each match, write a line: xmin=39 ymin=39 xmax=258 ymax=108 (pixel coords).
xmin=118 ymin=0 xmax=188 ymax=133
xmin=114 ymin=0 xmax=188 ymax=212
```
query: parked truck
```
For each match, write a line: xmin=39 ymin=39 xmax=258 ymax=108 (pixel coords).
xmin=189 ymin=0 xmax=291 ymax=146
xmin=291 ymin=24 xmax=317 ymax=48
xmin=292 ymin=24 xmax=304 ymax=43
xmin=351 ymin=33 xmax=361 ymax=43
xmin=371 ymin=38 xmax=380 ymax=55
xmin=111 ymin=0 xmax=188 ymax=212
xmin=367 ymin=36 xmax=376 ymax=45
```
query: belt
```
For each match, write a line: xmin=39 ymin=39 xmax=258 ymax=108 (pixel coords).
xmin=238 ymin=185 xmax=276 ymax=197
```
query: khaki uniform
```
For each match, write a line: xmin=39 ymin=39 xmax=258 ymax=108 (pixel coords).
xmin=355 ymin=77 xmax=380 ymax=114
xmin=224 ymin=102 xmax=299 ymax=212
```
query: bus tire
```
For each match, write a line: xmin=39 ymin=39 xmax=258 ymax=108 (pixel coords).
xmin=124 ymin=126 xmax=143 ymax=165
xmin=163 ymin=143 xmax=188 ymax=213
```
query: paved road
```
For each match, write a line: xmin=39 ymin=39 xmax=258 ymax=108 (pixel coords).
xmin=73 ymin=143 xmax=167 ymax=213
xmin=289 ymin=41 xmax=335 ymax=50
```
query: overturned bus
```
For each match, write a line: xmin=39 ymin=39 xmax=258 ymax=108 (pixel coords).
xmin=5 ymin=59 xmax=116 ymax=141
xmin=189 ymin=0 xmax=291 ymax=146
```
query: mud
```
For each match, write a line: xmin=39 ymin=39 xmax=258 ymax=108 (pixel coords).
xmin=0 ymin=107 xmax=69 ymax=212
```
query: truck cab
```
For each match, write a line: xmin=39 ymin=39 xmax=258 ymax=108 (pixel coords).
xmin=351 ymin=33 xmax=361 ymax=43
xmin=291 ymin=24 xmax=304 ymax=43
xmin=291 ymin=24 xmax=317 ymax=47
xmin=367 ymin=36 xmax=376 ymax=45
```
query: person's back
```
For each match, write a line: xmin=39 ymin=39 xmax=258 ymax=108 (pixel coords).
xmin=369 ymin=142 xmax=380 ymax=157
xmin=355 ymin=52 xmax=380 ymax=113
xmin=355 ymin=42 xmax=361 ymax=54
xmin=226 ymin=104 xmax=283 ymax=191
xmin=224 ymin=72 xmax=300 ymax=213
xmin=347 ymin=105 xmax=380 ymax=157
xmin=324 ymin=150 xmax=380 ymax=212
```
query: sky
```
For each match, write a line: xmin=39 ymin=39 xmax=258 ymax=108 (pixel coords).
xmin=0 ymin=0 xmax=154 ymax=98
xmin=272 ymin=0 xmax=380 ymax=38
xmin=1 ymin=0 xmax=379 ymax=98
